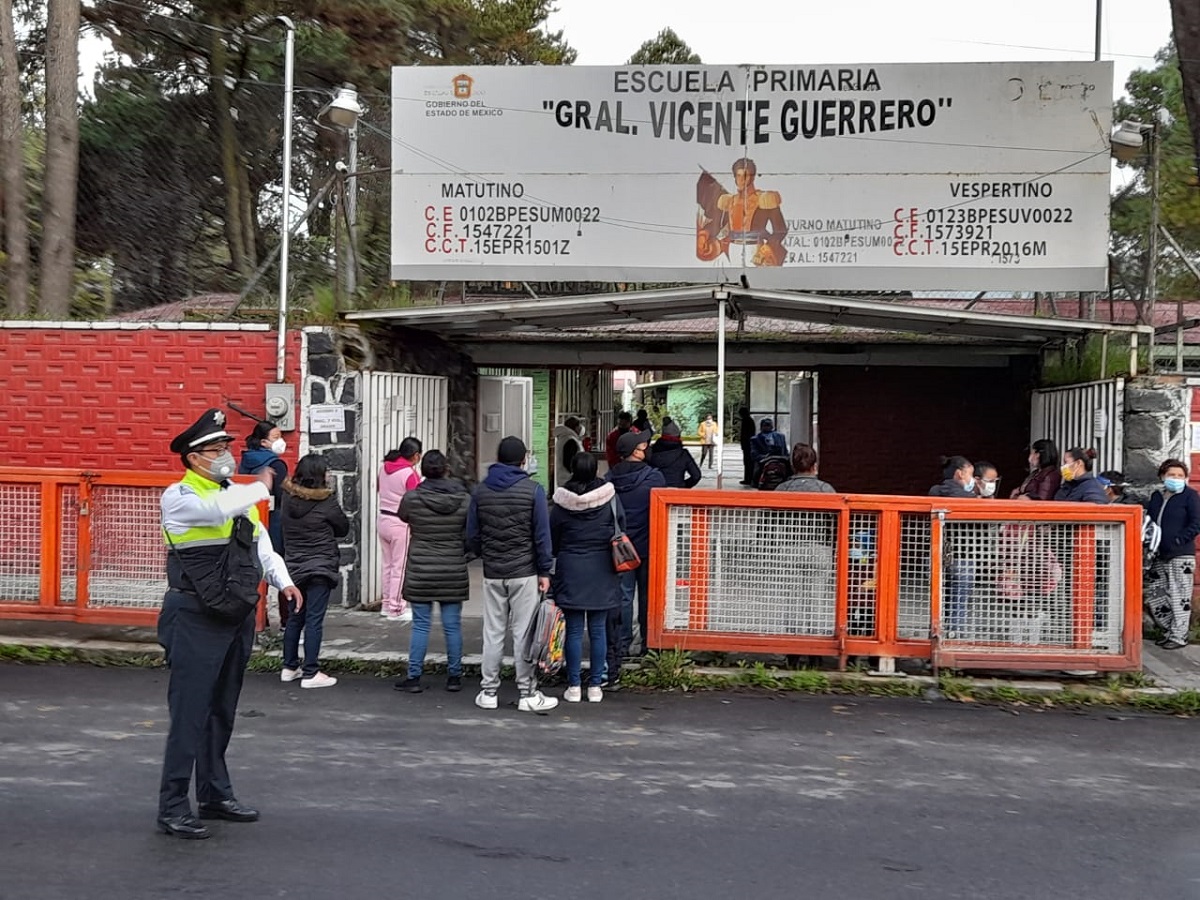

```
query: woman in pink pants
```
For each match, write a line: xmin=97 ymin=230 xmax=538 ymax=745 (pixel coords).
xmin=378 ymin=437 xmax=422 ymax=622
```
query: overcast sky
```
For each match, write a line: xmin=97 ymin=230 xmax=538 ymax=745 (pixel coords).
xmin=545 ymin=0 xmax=1174 ymax=102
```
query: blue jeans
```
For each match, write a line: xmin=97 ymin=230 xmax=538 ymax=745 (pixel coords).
xmin=407 ymin=602 xmax=463 ymax=679
xmin=618 ymin=567 xmax=650 ymax=652
xmin=944 ymin=560 xmax=975 ymax=638
xmin=564 ymin=608 xmax=607 ymax=687
xmin=283 ymin=577 xmax=333 ymax=678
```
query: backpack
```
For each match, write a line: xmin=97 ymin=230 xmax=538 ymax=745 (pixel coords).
xmin=523 ymin=594 xmax=565 ymax=677
xmin=757 ymin=456 xmax=792 ymax=491
xmin=1143 ymin=508 xmax=1163 ymax=570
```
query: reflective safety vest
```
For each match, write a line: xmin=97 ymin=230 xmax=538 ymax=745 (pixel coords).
xmin=163 ymin=469 xmax=264 ymax=592
xmin=163 ymin=469 xmax=264 ymax=548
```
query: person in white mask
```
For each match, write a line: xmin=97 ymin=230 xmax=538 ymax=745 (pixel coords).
xmin=157 ymin=408 xmax=301 ymax=838
xmin=974 ymin=461 xmax=1000 ymax=499
xmin=240 ymin=420 xmax=290 ymax=629
xmin=1144 ymin=458 xmax=1200 ymax=650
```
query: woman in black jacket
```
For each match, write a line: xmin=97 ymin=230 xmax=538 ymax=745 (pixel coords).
xmin=552 ymin=452 xmax=624 ymax=703
xmin=1144 ymin=458 xmax=1200 ymax=649
xmin=395 ymin=451 xmax=471 ymax=693
xmin=649 ymin=422 xmax=702 ymax=489
xmin=280 ymin=454 xmax=350 ymax=689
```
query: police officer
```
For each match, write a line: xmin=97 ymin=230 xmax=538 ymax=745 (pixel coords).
xmin=156 ymin=408 xmax=302 ymax=839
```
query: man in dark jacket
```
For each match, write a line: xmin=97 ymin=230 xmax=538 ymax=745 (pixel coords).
xmin=605 ymin=411 xmax=637 ymax=469
xmin=750 ymin=418 xmax=788 ymax=484
xmin=739 ymin=407 xmax=755 ymax=485
xmin=649 ymin=422 xmax=702 ymax=489
xmin=607 ymin=430 xmax=666 ymax=658
xmin=466 ymin=436 xmax=558 ymax=713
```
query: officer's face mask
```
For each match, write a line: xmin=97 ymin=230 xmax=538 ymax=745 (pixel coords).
xmin=195 ymin=448 xmax=236 ymax=482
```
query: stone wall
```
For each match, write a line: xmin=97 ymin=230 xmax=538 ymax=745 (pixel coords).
xmin=1123 ymin=378 xmax=1190 ymax=490
xmin=369 ymin=325 xmax=479 ymax=483
xmin=301 ymin=326 xmax=369 ymax=608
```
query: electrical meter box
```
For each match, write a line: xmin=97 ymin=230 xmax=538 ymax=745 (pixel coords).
xmin=265 ymin=383 xmax=296 ymax=431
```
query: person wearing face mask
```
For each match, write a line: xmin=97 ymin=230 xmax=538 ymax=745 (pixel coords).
xmin=929 ymin=455 xmax=978 ymax=498
xmin=974 ymin=462 xmax=1000 ymax=499
xmin=1144 ymin=459 xmax=1200 ymax=649
xmin=1097 ymin=471 xmax=1131 ymax=504
xmin=928 ymin=456 xmax=978 ymax=638
xmin=1011 ymin=439 xmax=1061 ymax=501
xmin=1053 ymin=447 xmax=1109 ymax=504
xmin=157 ymin=408 xmax=302 ymax=839
xmin=239 ymin=421 xmax=290 ymax=628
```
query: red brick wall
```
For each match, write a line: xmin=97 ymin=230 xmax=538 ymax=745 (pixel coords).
xmin=817 ymin=365 xmax=1033 ymax=496
xmin=0 ymin=326 xmax=302 ymax=471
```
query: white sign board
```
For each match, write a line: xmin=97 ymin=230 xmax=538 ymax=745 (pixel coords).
xmin=309 ymin=404 xmax=347 ymax=435
xmin=391 ymin=62 xmax=1112 ymax=290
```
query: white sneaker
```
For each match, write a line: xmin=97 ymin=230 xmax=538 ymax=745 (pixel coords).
xmin=475 ymin=690 xmax=498 ymax=710
xmin=280 ymin=668 xmax=300 ymax=683
xmin=380 ymin=608 xmax=391 ymax=618
xmin=563 ymin=686 xmax=582 ymax=703
xmin=300 ymin=672 xmax=338 ymax=689
xmin=397 ymin=609 xmax=413 ymax=624
xmin=587 ymin=686 xmax=603 ymax=703
xmin=518 ymin=691 xmax=559 ymax=713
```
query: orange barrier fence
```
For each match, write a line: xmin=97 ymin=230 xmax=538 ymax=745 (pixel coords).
xmin=647 ymin=490 xmax=1144 ymax=673
xmin=0 ymin=468 xmax=270 ymax=629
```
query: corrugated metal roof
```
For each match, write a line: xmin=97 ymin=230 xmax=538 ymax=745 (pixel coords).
xmin=345 ymin=286 xmax=1151 ymax=344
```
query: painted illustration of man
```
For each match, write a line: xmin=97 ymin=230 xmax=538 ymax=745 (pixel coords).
xmin=695 ymin=158 xmax=787 ymax=267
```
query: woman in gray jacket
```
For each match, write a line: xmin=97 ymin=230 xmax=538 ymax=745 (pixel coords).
xmin=395 ymin=451 xmax=470 ymax=693
xmin=776 ymin=443 xmax=836 ymax=493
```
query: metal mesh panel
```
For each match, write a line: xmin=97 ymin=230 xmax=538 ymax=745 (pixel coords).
xmin=0 ymin=484 xmax=42 ymax=603
xmin=59 ymin=486 xmax=80 ymax=604
xmin=663 ymin=505 xmax=839 ymax=636
xmin=847 ymin=512 xmax=878 ymax=637
xmin=87 ymin=486 xmax=168 ymax=609
xmin=898 ymin=514 xmax=933 ymax=639
xmin=941 ymin=520 xmax=1125 ymax=653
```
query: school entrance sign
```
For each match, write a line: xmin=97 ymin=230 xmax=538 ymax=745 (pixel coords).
xmin=391 ymin=62 xmax=1113 ymax=290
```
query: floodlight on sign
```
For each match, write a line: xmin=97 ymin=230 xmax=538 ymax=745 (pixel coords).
xmin=1110 ymin=120 xmax=1148 ymax=163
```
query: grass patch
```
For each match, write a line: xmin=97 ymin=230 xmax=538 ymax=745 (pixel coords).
xmin=1128 ymin=689 xmax=1200 ymax=715
xmin=780 ymin=669 xmax=831 ymax=693
xmin=0 ymin=644 xmax=162 ymax=667
xmin=6 ymin=641 xmax=1199 ymax=715
xmin=626 ymin=648 xmax=701 ymax=691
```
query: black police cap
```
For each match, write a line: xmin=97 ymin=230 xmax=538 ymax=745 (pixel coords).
xmin=170 ymin=408 xmax=235 ymax=454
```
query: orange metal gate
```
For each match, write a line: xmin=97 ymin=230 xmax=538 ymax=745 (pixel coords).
xmin=647 ymin=490 xmax=1144 ymax=672
xmin=0 ymin=468 xmax=269 ymax=629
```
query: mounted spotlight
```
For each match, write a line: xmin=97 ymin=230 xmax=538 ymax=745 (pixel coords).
xmin=324 ymin=83 xmax=363 ymax=130
xmin=1111 ymin=120 xmax=1148 ymax=163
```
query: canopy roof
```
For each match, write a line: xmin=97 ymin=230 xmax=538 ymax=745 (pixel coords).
xmin=345 ymin=286 xmax=1150 ymax=344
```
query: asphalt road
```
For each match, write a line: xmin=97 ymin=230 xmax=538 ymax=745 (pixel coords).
xmin=1 ymin=664 xmax=1198 ymax=900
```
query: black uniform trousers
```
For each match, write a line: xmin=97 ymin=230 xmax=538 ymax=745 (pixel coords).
xmin=157 ymin=589 xmax=255 ymax=817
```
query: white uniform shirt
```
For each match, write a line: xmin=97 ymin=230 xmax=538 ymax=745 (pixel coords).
xmin=161 ymin=479 xmax=295 ymax=590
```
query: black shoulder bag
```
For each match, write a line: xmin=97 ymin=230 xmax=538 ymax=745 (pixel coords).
xmin=165 ymin=515 xmax=263 ymax=623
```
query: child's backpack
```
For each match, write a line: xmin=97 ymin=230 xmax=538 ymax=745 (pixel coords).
xmin=756 ymin=456 xmax=792 ymax=491
xmin=523 ymin=594 xmax=565 ymax=676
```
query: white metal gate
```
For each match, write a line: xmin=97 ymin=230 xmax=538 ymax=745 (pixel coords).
xmin=1030 ymin=377 xmax=1124 ymax=474
xmin=360 ymin=372 xmax=449 ymax=608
